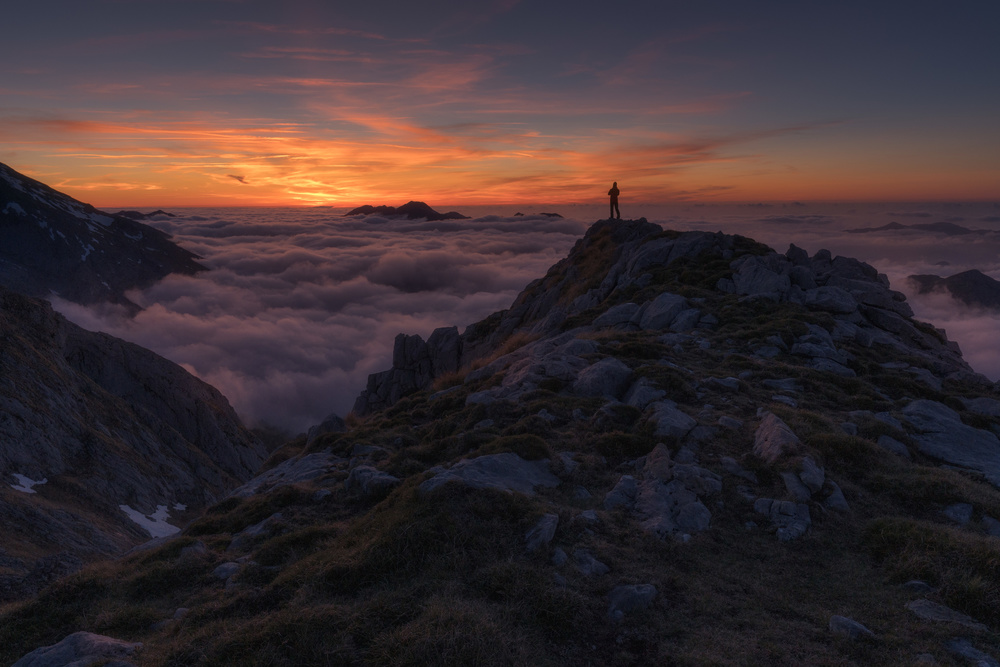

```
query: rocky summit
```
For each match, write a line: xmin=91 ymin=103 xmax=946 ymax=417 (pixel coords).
xmin=0 ymin=162 xmax=204 ymax=311
xmin=5 ymin=219 xmax=1000 ymax=666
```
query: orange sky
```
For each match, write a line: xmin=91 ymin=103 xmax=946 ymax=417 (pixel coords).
xmin=2 ymin=2 xmax=998 ymax=207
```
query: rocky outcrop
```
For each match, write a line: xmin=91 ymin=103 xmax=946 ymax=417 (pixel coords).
xmin=902 ymin=399 xmax=1000 ymax=487
xmin=419 ymin=453 xmax=560 ymax=496
xmin=0 ymin=287 xmax=265 ymax=599
xmin=353 ymin=326 xmax=462 ymax=415
xmin=0 ymin=162 xmax=203 ymax=311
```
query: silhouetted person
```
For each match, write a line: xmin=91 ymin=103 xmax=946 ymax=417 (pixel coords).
xmin=608 ymin=182 xmax=620 ymax=219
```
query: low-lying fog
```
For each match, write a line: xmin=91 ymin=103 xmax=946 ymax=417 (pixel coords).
xmin=52 ymin=202 xmax=1000 ymax=433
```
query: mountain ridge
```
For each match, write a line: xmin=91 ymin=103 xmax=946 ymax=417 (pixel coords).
xmin=0 ymin=162 xmax=204 ymax=312
xmin=4 ymin=218 xmax=1000 ymax=665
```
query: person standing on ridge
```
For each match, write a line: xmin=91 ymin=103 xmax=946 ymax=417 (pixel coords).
xmin=608 ymin=181 xmax=621 ymax=219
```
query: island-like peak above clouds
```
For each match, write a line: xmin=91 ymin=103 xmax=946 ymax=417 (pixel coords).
xmin=909 ymin=269 xmax=1000 ymax=311
xmin=0 ymin=162 xmax=204 ymax=312
xmin=343 ymin=200 xmax=470 ymax=221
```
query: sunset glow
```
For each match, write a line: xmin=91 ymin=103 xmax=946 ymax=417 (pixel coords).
xmin=2 ymin=2 xmax=998 ymax=206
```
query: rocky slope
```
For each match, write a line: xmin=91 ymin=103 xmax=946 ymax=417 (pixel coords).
xmin=0 ymin=286 xmax=266 ymax=603
xmin=0 ymin=162 xmax=204 ymax=311
xmin=5 ymin=219 xmax=1000 ymax=666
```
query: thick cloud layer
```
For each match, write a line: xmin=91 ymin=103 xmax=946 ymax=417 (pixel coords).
xmin=52 ymin=203 xmax=1000 ymax=433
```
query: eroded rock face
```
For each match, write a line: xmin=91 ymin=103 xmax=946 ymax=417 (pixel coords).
xmin=753 ymin=413 xmax=802 ymax=464
xmin=0 ymin=287 xmax=265 ymax=598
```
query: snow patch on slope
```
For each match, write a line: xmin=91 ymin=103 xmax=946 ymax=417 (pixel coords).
xmin=120 ymin=504 xmax=182 ymax=538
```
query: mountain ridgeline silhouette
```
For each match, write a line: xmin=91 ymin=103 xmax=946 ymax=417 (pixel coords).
xmin=0 ymin=162 xmax=204 ymax=312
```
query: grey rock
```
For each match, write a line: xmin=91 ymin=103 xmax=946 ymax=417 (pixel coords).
xmin=753 ymin=413 xmax=802 ymax=464
xmin=525 ymin=513 xmax=559 ymax=552
xmin=642 ymin=443 xmax=672 ymax=482
xmin=573 ymin=549 xmax=610 ymax=577
xmin=873 ymin=411 xmax=904 ymax=431
xmin=840 ymin=422 xmax=858 ymax=436
xmin=557 ymin=451 xmax=579 ymax=473
xmin=808 ymin=358 xmax=857 ymax=377
xmin=902 ymin=580 xmax=936 ymax=594
xmin=983 ymin=516 xmax=1000 ymax=538
xmin=829 ymin=615 xmax=875 ymax=640
xmin=670 ymin=308 xmax=703 ymax=332
xmin=877 ymin=435 xmax=911 ymax=459
xmin=473 ymin=419 xmax=495 ymax=430
xmin=638 ymin=292 xmax=689 ymax=330
xmin=705 ymin=376 xmax=741 ymax=392
xmin=594 ymin=302 xmax=640 ymax=328
xmin=573 ymin=486 xmax=592 ymax=500
xmin=781 ymin=472 xmax=812 ymax=502
xmin=804 ymin=286 xmax=858 ymax=313
xmin=212 ymin=562 xmax=240 ymax=580
xmin=731 ymin=255 xmax=791 ymax=300
xmin=908 ymin=367 xmax=943 ymax=392
xmin=771 ymin=395 xmax=798 ymax=408
xmin=943 ymin=503 xmax=974 ymax=525
xmin=718 ymin=416 xmax=744 ymax=430
xmin=676 ymin=500 xmax=712 ymax=532
xmin=419 ymin=453 xmax=560 ymax=496
xmin=720 ymin=457 xmax=758 ymax=483
xmin=906 ymin=599 xmax=988 ymax=631
xmin=607 ymin=584 xmax=657 ymax=621
xmin=648 ymin=401 xmax=697 ymax=439
xmin=961 ymin=396 xmax=1000 ymax=417
xmin=799 ymin=456 xmax=825 ymax=494
xmin=178 ymin=541 xmax=209 ymax=560
xmin=345 ymin=466 xmax=401 ymax=497
xmin=604 ymin=475 xmax=639 ymax=510
xmin=551 ymin=547 xmax=568 ymax=566
xmin=824 ymin=481 xmax=851 ymax=513
xmin=754 ymin=498 xmax=811 ymax=541
xmin=573 ymin=357 xmax=633 ymax=399
xmin=945 ymin=638 xmax=999 ymax=667
xmin=12 ymin=631 xmax=142 ymax=667
xmin=623 ymin=377 xmax=667 ymax=411
xmin=227 ymin=512 xmax=284 ymax=552
xmin=903 ymin=400 xmax=1000 ymax=487
xmin=752 ymin=345 xmax=783 ymax=359
xmin=305 ymin=413 xmax=347 ymax=446
xmin=578 ymin=510 xmax=599 ymax=524
xmin=230 ymin=453 xmax=344 ymax=498
xmin=762 ymin=378 xmax=801 ymax=393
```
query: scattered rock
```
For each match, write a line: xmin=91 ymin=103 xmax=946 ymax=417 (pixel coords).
xmin=573 ymin=549 xmax=610 ymax=577
xmin=943 ymin=503 xmax=974 ymax=525
xmin=525 ymin=513 xmax=559 ymax=553
xmin=829 ymin=615 xmax=875 ymax=640
xmin=753 ymin=413 xmax=802 ymax=464
xmin=419 ymin=453 xmax=560 ymax=496
xmin=638 ymin=292 xmax=689 ymax=330
xmin=877 ymin=435 xmax=911 ymax=459
xmin=573 ymin=357 xmax=633 ymax=398
xmin=345 ymin=465 xmax=401 ymax=497
xmin=12 ymin=631 xmax=142 ymax=667
xmin=982 ymin=516 xmax=1000 ymax=538
xmin=906 ymin=599 xmax=988 ymax=631
xmin=604 ymin=475 xmax=638 ymax=510
xmin=824 ymin=481 xmax=851 ymax=513
xmin=718 ymin=416 xmax=744 ymax=430
xmin=607 ymin=584 xmax=657 ymax=621
xmin=754 ymin=498 xmax=811 ymax=541
xmin=944 ymin=638 xmax=999 ymax=666
xmin=230 ymin=452 xmax=344 ymax=498
xmin=648 ymin=401 xmax=697 ymax=439
xmin=799 ymin=456 xmax=825 ymax=494
xmin=902 ymin=580 xmax=936 ymax=594
xmin=212 ymin=562 xmax=241 ymax=580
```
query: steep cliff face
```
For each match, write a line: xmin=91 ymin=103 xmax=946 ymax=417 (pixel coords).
xmin=0 ymin=287 xmax=266 ymax=600
xmin=0 ymin=162 xmax=204 ymax=310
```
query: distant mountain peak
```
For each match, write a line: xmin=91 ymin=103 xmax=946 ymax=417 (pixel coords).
xmin=0 ymin=162 xmax=204 ymax=311
xmin=343 ymin=200 xmax=470 ymax=221
xmin=908 ymin=268 xmax=1000 ymax=310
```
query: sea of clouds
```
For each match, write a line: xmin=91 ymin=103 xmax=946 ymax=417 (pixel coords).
xmin=52 ymin=202 xmax=1000 ymax=434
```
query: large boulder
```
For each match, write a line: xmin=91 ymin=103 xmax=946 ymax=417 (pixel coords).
xmin=419 ymin=453 xmax=560 ymax=496
xmin=902 ymin=400 xmax=1000 ymax=487
xmin=753 ymin=413 xmax=802 ymax=463
xmin=572 ymin=357 xmax=633 ymax=398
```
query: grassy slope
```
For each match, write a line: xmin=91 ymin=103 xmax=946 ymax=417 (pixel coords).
xmin=3 ymin=232 xmax=1000 ymax=666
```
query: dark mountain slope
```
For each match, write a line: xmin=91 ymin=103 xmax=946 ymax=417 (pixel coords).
xmin=5 ymin=219 xmax=1000 ymax=666
xmin=0 ymin=287 xmax=266 ymax=602
xmin=0 ymin=163 xmax=204 ymax=310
